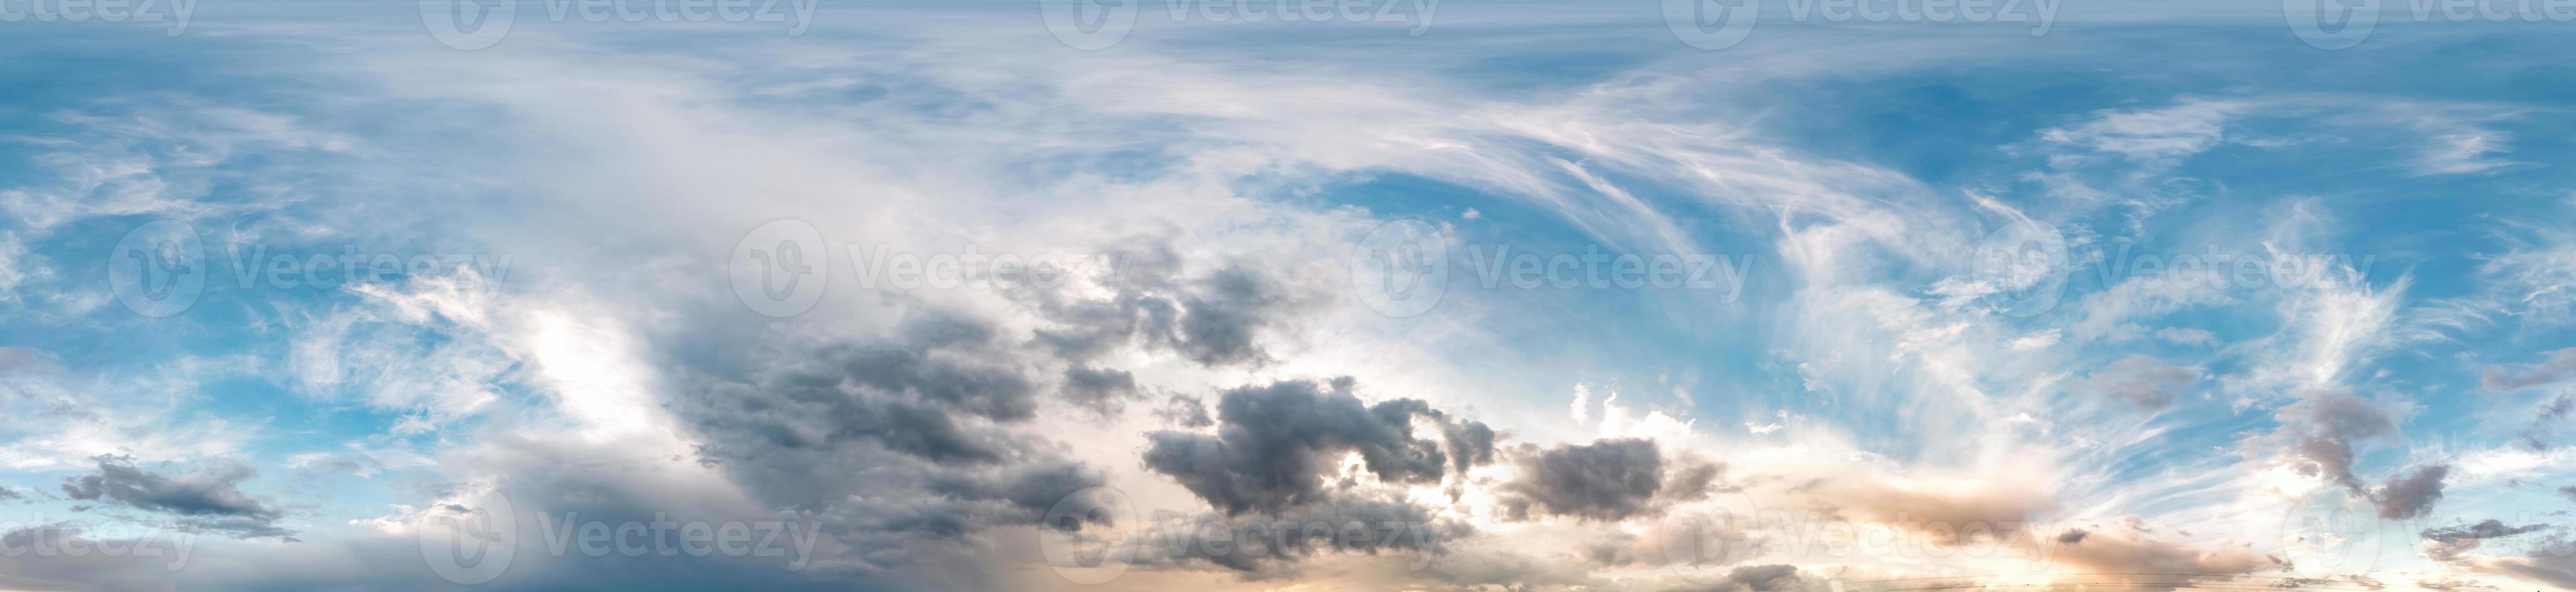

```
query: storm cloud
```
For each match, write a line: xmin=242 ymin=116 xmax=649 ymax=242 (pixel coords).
xmin=1143 ymin=378 xmax=1497 ymax=515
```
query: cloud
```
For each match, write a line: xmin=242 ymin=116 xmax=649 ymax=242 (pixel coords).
xmin=2038 ymin=99 xmax=2245 ymax=160
xmin=1060 ymin=365 xmax=1141 ymax=416
xmin=2484 ymin=348 xmax=2576 ymax=391
xmin=2276 ymin=390 xmax=2399 ymax=495
xmin=58 ymin=455 xmax=292 ymax=539
xmin=1136 ymin=492 xmax=1473 ymax=575
xmin=1495 ymin=438 xmax=1721 ymax=523
xmin=2047 ymin=527 xmax=2279 ymax=582
xmin=2080 ymin=355 xmax=2198 ymax=410
xmin=2422 ymin=520 xmax=2549 ymax=544
xmin=1676 ymin=564 xmax=1825 ymax=592
xmin=2374 ymin=465 xmax=2450 ymax=520
xmin=1026 ymin=237 xmax=1319 ymax=368
xmin=1143 ymin=378 xmax=1495 ymax=515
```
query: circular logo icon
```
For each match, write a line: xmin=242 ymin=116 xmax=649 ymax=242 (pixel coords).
xmin=421 ymin=0 xmax=517 ymax=50
xmin=1653 ymin=491 xmax=1766 ymax=584
xmin=731 ymin=219 xmax=828 ymax=318
xmin=419 ymin=486 xmax=517 ymax=584
xmin=1350 ymin=219 xmax=1449 ymax=318
xmin=1664 ymin=0 xmax=1760 ymax=50
xmin=108 ymin=219 xmax=205 ymax=318
xmin=1039 ymin=0 xmax=1137 ymax=51
xmin=1971 ymin=219 xmax=2070 ymax=318
xmin=2284 ymin=0 xmax=2377 ymax=50
xmin=1038 ymin=486 xmax=1139 ymax=585
xmin=2272 ymin=490 xmax=2386 ymax=578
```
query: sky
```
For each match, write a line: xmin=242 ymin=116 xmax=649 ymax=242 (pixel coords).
xmin=2 ymin=1 xmax=2575 ymax=591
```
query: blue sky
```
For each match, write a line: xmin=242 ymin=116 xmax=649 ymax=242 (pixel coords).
xmin=2 ymin=1 xmax=2575 ymax=590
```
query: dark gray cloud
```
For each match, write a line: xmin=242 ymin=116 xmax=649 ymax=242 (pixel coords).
xmin=2423 ymin=520 xmax=2549 ymax=544
xmin=1141 ymin=378 xmax=1496 ymax=516
xmin=2080 ymin=355 xmax=2197 ymax=409
xmin=1499 ymin=438 xmax=1665 ymax=521
xmin=1154 ymin=394 xmax=1214 ymax=428
xmin=673 ymin=309 xmax=1119 ymax=569
xmin=2374 ymin=465 xmax=2449 ymax=520
xmin=2484 ymin=348 xmax=2576 ymax=391
xmin=1060 ymin=365 xmax=1140 ymax=415
xmin=0 ymin=487 xmax=21 ymax=503
xmin=2561 ymin=485 xmax=2576 ymax=503
xmin=58 ymin=455 xmax=292 ymax=539
xmin=1025 ymin=236 xmax=1314 ymax=368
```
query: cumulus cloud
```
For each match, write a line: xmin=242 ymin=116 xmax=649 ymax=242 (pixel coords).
xmin=1143 ymin=378 xmax=1496 ymax=516
xmin=1025 ymin=236 xmax=1319 ymax=368
xmin=1499 ymin=438 xmax=1668 ymax=522
xmin=2374 ymin=465 xmax=2451 ymax=520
